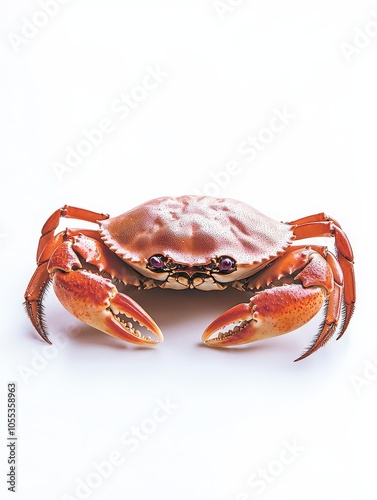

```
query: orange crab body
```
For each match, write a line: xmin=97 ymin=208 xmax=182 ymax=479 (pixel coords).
xmin=24 ymin=196 xmax=356 ymax=361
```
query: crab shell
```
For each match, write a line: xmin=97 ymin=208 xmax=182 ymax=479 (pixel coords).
xmin=99 ymin=196 xmax=295 ymax=282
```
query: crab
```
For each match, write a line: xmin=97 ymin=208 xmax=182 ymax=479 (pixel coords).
xmin=24 ymin=196 xmax=356 ymax=361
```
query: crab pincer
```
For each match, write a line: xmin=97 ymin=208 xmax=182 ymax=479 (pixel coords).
xmin=202 ymin=284 xmax=326 ymax=356
xmin=52 ymin=269 xmax=163 ymax=345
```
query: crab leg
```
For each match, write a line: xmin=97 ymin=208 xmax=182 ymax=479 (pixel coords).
xmin=25 ymin=205 xmax=109 ymax=340
xmin=23 ymin=262 xmax=51 ymax=343
xmin=36 ymin=205 xmax=109 ymax=262
xmin=202 ymin=247 xmax=343 ymax=361
xmin=289 ymin=213 xmax=356 ymax=336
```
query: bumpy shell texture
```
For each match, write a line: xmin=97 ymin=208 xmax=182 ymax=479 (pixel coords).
xmin=99 ymin=196 xmax=295 ymax=266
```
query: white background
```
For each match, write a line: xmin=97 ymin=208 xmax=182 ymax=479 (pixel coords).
xmin=1 ymin=1 xmax=376 ymax=499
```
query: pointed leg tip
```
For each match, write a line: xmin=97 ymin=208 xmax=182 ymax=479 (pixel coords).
xmin=24 ymin=299 xmax=52 ymax=344
xmin=35 ymin=322 xmax=52 ymax=345
xmin=39 ymin=333 xmax=52 ymax=345
xmin=293 ymin=354 xmax=306 ymax=362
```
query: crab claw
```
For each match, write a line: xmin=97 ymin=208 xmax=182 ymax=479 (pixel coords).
xmin=202 ymin=284 xmax=326 ymax=348
xmin=52 ymin=269 xmax=163 ymax=345
xmin=202 ymin=302 xmax=255 ymax=346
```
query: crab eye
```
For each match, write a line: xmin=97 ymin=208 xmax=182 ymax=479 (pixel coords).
xmin=148 ymin=255 xmax=166 ymax=270
xmin=218 ymin=256 xmax=236 ymax=272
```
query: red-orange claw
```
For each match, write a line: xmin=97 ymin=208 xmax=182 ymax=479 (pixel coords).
xmin=202 ymin=303 xmax=253 ymax=344
xmin=202 ymin=284 xmax=327 ymax=351
xmin=52 ymin=270 xmax=163 ymax=346
xmin=109 ymin=292 xmax=163 ymax=343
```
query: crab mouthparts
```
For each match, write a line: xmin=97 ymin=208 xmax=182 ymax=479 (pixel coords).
xmin=202 ymin=303 xmax=253 ymax=346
